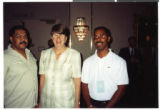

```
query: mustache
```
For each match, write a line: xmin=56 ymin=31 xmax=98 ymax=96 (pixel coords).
xmin=20 ymin=41 xmax=27 ymax=45
xmin=95 ymin=41 xmax=103 ymax=44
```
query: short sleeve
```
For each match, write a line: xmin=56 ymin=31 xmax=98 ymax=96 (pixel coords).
xmin=39 ymin=51 xmax=45 ymax=75
xmin=116 ymin=60 xmax=129 ymax=85
xmin=81 ymin=60 xmax=89 ymax=84
xmin=71 ymin=52 xmax=81 ymax=78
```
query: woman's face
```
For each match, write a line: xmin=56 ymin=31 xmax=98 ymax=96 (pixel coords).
xmin=52 ymin=32 xmax=67 ymax=48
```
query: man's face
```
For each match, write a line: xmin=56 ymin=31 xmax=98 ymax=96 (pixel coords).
xmin=10 ymin=29 xmax=28 ymax=51
xmin=94 ymin=29 xmax=110 ymax=51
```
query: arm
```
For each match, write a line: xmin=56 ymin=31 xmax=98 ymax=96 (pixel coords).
xmin=72 ymin=52 xmax=81 ymax=108
xmin=82 ymin=82 xmax=95 ymax=108
xmin=73 ymin=78 xmax=81 ymax=108
xmin=38 ymin=74 xmax=45 ymax=107
xmin=105 ymin=85 xmax=127 ymax=108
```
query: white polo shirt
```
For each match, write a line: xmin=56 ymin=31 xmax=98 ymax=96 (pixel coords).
xmin=81 ymin=49 xmax=129 ymax=101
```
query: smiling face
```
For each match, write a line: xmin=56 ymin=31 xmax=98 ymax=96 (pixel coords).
xmin=52 ymin=32 xmax=67 ymax=49
xmin=94 ymin=29 xmax=110 ymax=51
xmin=10 ymin=29 xmax=28 ymax=52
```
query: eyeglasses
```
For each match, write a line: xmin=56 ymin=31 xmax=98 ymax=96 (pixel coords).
xmin=94 ymin=34 xmax=107 ymax=39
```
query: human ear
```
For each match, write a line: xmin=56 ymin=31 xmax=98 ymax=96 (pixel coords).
xmin=107 ymin=36 xmax=111 ymax=43
xmin=9 ymin=36 xmax=13 ymax=43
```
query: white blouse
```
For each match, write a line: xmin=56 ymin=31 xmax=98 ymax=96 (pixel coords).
xmin=39 ymin=47 xmax=81 ymax=108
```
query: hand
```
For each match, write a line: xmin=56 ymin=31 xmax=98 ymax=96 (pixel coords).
xmin=88 ymin=104 xmax=96 ymax=108
xmin=74 ymin=103 xmax=80 ymax=108
xmin=37 ymin=102 xmax=41 ymax=108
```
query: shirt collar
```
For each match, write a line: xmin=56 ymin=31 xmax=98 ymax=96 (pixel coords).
xmin=8 ymin=44 xmax=30 ymax=59
xmin=95 ymin=48 xmax=112 ymax=60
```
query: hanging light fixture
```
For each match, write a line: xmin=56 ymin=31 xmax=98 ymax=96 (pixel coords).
xmin=73 ymin=17 xmax=89 ymax=41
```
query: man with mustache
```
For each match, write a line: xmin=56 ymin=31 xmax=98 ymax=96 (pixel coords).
xmin=81 ymin=26 xmax=129 ymax=108
xmin=4 ymin=25 xmax=38 ymax=108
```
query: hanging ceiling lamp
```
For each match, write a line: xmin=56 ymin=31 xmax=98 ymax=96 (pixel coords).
xmin=73 ymin=17 xmax=89 ymax=41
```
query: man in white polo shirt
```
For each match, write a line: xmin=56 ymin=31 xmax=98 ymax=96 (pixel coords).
xmin=81 ymin=26 xmax=129 ymax=108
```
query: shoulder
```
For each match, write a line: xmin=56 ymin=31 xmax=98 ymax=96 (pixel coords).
xmin=4 ymin=49 xmax=13 ymax=60
xmin=83 ymin=54 xmax=95 ymax=64
xmin=111 ymin=51 xmax=126 ymax=64
xmin=4 ymin=49 xmax=9 ymax=56
xmin=42 ymin=48 xmax=53 ymax=53
xmin=39 ymin=48 xmax=53 ymax=60
xmin=41 ymin=48 xmax=53 ymax=56
xmin=27 ymin=50 xmax=37 ymax=61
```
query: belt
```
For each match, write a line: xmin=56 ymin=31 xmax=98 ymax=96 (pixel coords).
xmin=90 ymin=98 xmax=110 ymax=108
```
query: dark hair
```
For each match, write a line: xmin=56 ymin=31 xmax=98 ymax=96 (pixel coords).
xmin=50 ymin=24 xmax=70 ymax=46
xmin=128 ymin=36 xmax=136 ymax=42
xmin=94 ymin=26 xmax=111 ymax=37
xmin=8 ymin=25 xmax=33 ymax=48
xmin=94 ymin=26 xmax=113 ymax=47
xmin=9 ymin=25 xmax=30 ymax=37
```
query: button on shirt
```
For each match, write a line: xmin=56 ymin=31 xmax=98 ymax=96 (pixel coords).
xmin=81 ymin=49 xmax=129 ymax=101
xmin=4 ymin=45 xmax=38 ymax=108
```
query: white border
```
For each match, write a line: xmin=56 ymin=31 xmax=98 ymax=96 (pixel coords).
xmin=0 ymin=0 xmax=4 ymax=108
xmin=1 ymin=0 xmax=159 ymax=109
